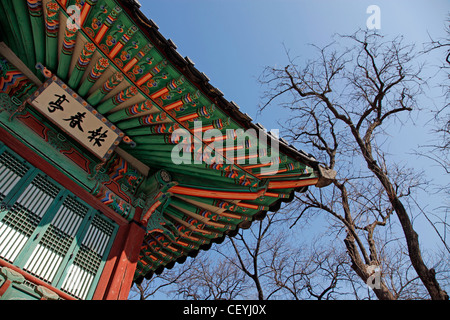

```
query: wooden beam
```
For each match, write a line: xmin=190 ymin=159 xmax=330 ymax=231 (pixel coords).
xmin=10 ymin=0 xmax=36 ymax=70
xmin=44 ymin=0 xmax=60 ymax=71
xmin=268 ymin=177 xmax=319 ymax=189
xmin=169 ymin=185 xmax=265 ymax=200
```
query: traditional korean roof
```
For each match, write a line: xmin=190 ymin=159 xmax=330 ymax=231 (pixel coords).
xmin=0 ymin=0 xmax=335 ymax=283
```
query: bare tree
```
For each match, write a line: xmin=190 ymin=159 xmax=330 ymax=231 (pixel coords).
xmin=130 ymin=259 xmax=197 ymax=300
xmin=416 ymin=16 xmax=450 ymax=248
xmin=419 ymin=15 xmax=449 ymax=175
xmin=216 ymin=210 xmax=363 ymax=300
xmin=131 ymin=208 xmax=363 ymax=300
xmin=170 ymin=257 xmax=248 ymax=300
xmin=130 ymin=28 xmax=449 ymax=302
xmin=130 ymin=253 xmax=248 ymax=300
xmin=259 ymin=30 xmax=449 ymax=300
xmin=267 ymin=239 xmax=350 ymax=300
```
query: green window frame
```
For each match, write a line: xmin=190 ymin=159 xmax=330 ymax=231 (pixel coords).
xmin=0 ymin=144 xmax=118 ymax=300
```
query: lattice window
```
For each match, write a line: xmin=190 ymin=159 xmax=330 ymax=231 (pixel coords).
xmin=23 ymin=195 xmax=89 ymax=283
xmin=0 ymin=150 xmax=30 ymax=201
xmin=0 ymin=173 xmax=61 ymax=263
xmin=0 ymin=147 xmax=118 ymax=300
xmin=61 ymin=215 xmax=115 ymax=300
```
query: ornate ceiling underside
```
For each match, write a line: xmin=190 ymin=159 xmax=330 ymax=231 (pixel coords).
xmin=0 ymin=0 xmax=334 ymax=282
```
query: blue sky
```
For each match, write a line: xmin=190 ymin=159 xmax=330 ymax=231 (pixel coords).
xmin=139 ymin=0 xmax=448 ymax=131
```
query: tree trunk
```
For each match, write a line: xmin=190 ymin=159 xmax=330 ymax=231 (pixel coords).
xmin=391 ymin=197 xmax=449 ymax=300
xmin=344 ymin=235 xmax=395 ymax=300
xmin=363 ymin=148 xmax=449 ymax=300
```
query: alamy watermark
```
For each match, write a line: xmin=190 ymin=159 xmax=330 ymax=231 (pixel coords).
xmin=170 ymin=122 xmax=281 ymax=175
xmin=366 ymin=265 xmax=382 ymax=290
xmin=366 ymin=5 xmax=381 ymax=30
xmin=67 ymin=5 xmax=81 ymax=30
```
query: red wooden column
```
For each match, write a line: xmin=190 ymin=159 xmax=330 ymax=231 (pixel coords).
xmin=92 ymin=224 xmax=129 ymax=300
xmin=0 ymin=279 xmax=12 ymax=297
xmin=105 ymin=207 xmax=146 ymax=300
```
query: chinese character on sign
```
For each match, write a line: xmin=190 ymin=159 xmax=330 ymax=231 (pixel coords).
xmin=64 ymin=112 xmax=86 ymax=132
xmin=48 ymin=94 xmax=69 ymax=113
xmin=29 ymin=79 xmax=126 ymax=161
xmin=88 ymin=126 xmax=108 ymax=147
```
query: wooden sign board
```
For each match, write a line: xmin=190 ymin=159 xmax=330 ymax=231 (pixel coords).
xmin=28 ymin=76 xmax=124 ymax=161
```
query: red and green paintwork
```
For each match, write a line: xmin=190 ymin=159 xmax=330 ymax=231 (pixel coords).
xmin=0 ymin=0 xmax=322 ymax=284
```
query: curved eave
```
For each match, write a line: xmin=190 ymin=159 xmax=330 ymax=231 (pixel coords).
xmin=134 ymin=180 xmax=312 ymax=284
xmin=116 ymin=0 xmax=320 ymax=170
